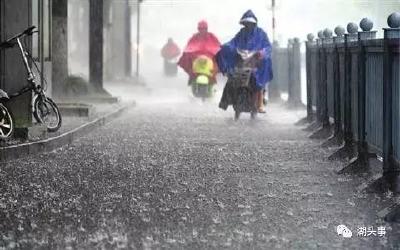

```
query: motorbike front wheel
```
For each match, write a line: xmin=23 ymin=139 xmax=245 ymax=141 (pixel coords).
xmin=0 ymin=103 xmax=14 ymax=139
xmin=33 ymin=96 xmax=62 ymax=132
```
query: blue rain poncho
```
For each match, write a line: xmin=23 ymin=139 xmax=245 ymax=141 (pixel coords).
xmin=216 ymin=10 xmax=273 ymax=89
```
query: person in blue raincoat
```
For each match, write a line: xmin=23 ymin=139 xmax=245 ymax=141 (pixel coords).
xmin=216 ymin=10 xmax=273 ymax=113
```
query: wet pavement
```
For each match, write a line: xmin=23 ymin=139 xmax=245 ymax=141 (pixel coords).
xmin=1 ymin=82 xmax=400 ymax=249
xmin=1 ymin=102 xmax=126 ymax=147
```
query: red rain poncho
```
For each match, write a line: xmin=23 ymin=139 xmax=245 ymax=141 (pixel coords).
xmin=178 ymin=20 xmax=221 ymax=80
xmin=161 ymin=39 xmax=181 ymax=60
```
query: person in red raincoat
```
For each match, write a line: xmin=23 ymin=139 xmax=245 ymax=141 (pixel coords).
xmin=178 ymin=20 xmax=221 ymax=85
xmin=161 ymin=38 xmax=181 ymax=76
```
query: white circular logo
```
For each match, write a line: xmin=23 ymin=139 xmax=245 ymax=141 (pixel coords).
xmin=337 ymin=225 xmax=353 ymax=238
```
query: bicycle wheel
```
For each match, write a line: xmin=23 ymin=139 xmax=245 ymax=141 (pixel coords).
xmin=0 ymin=103 xmax=13 ymax=139
xmin=33 ymin=96 xmax=62 ymax=132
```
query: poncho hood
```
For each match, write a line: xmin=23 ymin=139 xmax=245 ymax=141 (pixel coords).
xmin=240 ymin=10 xmax=258 ymax=24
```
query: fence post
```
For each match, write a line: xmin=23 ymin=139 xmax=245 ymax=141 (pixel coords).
xmin=324 ymin=26 xmax=345 ymax=146
xmin=339 ymin=18 xmax=377 ymax=173
xmin=315 ymin=31 xmax=324 ymax=124
xmin=380 ymin=12 xmax=400 ymax=219
xmin=383 ymin=13 xmax=400 ymax=187
xmin=306 ymin=34 xmax=315 ymax=121
xmin=287 ymin=38 xmax=294 ymax=104
xmin=358 ymin=18 xmax=376 ymax=167
xmin=310 ymin=29 xmax=333 ymax=139
xmin=344 ymin=23 xmax=358 ymax=148
xmin=334 ymin=26 xmax=345 ymax=136
xmin=329 ymin=22 xmax=359 ymax=160
xmin=296 ymin=34 xmax=316 ymax=125
xmin=304 ymin=32 xmax=324 ymax=131
xmin=324 ymin=28 xmax=333 ymax=124
xmin=366 ymin=13 xmax=400 ymax=196
xmin=322 ymin=29 xmax=331 ymax=128
xmin=288 ymin=38 xmax=303 ymax=107
xmin=305 ymin=31 xmax=325 ymax=129
xmin=269 ymin=41 xmax=281 ymax=102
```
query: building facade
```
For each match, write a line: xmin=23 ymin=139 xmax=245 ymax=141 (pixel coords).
xmin=0 ymin=0 xmax=138 ymax=134
xmin=0 ymin=0 xmax=51 ymax=129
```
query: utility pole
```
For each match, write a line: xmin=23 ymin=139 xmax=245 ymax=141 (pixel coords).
xmin=136 ymin=0 xmax=143 ymax=78
xmin=125 ymin=0 xmax=132 ymax=77
xmin=271 ymin=0 xmax=276 ymax=42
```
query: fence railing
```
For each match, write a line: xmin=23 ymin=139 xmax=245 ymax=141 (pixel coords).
xmin=304 ymin=13 xmax=400 ymax=190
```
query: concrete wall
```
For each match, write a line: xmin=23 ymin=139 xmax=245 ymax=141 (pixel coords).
xmin=68 ymin=0 xmax=89 ymax=80
xmin=52 ymin=0 xmax=68 ymax=98
xmin=89 ymin=0 xmax=104 ymax=90
xmin=0 ymin=0 xmax=32 ymax=127
xmin=104 ymin=0 xmax=132 ymax=81
xmin=68 ymin=0 xmax=134 ymax=82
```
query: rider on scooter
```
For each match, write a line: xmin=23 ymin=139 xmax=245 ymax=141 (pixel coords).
xmin=161 ymin=38 xmax=181 ymax=75
xmin=178 ymin=20 xmax=221 ymax=86
xmin=217 ymin=10 xmax=273 ymax=113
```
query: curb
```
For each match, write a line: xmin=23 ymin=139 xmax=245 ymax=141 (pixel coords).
xmin=0 ymin=102 xmax=135 ymax=162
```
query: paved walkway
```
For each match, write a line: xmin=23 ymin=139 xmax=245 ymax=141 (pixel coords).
xmin=0 ymin=84 xmax=399 ymax=249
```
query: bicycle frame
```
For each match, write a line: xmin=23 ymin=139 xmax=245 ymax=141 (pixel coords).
xmin=0 ymin=26 xmax=62 ymax=134
xmin=7 ymin=36 xmax=42 ymax=100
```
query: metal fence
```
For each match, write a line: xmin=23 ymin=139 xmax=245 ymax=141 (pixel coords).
xmin=305 ymin=13 xmax=400 ymax=178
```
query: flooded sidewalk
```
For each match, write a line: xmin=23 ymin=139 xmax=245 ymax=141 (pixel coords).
xmin=0 ymin=92 xmax=398 ymax=249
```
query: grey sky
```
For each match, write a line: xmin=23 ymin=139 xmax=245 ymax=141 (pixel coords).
xmin=140 ymin=0 xmax=399 ymax=49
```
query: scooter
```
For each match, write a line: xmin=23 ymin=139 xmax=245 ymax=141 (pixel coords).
xmin=190 ymin=55 xmax=215 ymax=101
xmin=229 ymin=49 xmax=259 ymax=120
xmin=163 ymin=57 xmax=178 ymax=76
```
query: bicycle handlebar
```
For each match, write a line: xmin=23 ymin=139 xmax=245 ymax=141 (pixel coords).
xmin=0 ymin=26 xmax=37 ymax=49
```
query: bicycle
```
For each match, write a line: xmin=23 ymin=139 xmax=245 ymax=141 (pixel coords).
xmin=0 ymin=26 xmax=62 ymax=139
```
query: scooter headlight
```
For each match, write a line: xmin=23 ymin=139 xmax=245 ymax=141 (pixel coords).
xmin=196 ymin=75 xmax=209 ymax=85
